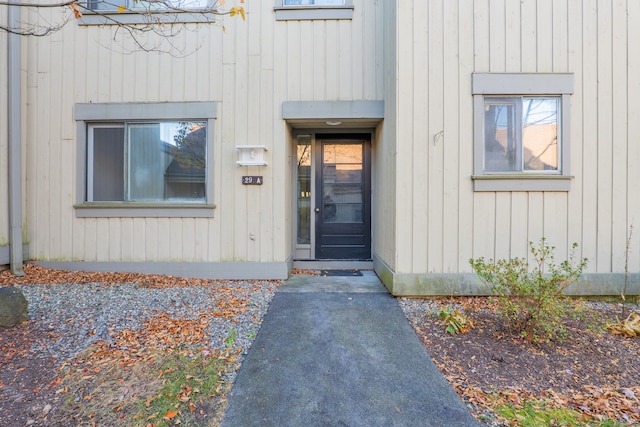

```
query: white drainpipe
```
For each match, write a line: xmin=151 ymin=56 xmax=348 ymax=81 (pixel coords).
xmin=8 ymin=1 xmax=25 ymax=276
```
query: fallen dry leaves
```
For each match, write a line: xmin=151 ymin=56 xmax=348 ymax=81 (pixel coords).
xmin=408 ymin=296 xmax=640 ymax=425
xmin=0 ymin=264 xmax=280 ymax=427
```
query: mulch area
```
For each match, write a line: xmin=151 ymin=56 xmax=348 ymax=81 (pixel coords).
xmin=405 ymin=297 xmax=640 ymax=425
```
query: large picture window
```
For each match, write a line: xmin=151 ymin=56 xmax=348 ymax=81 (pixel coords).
xmin=75 ymin=102 xmax=216 ymax=218
xmin=88 ymin=121 xmax=207 ymax=203
xmin=472 ymin=73 xmax=573 ymax=191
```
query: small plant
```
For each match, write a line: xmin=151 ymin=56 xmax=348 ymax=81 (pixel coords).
xmin=438 ymin=306 xmax=474 ymax=335
xmin=470 ymin=238 xmax=588 ymax=342
xmin=225 ymin=327 xmax=238 ymax=347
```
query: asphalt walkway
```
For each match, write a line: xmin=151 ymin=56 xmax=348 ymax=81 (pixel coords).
xmin=222 ymin=271 xmax=479 ymax=426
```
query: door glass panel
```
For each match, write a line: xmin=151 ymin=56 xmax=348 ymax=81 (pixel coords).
xmin=297 ymin=136 xmax=312 ymax=244
xmin=323 ymin=143 xmax=363 ymax=224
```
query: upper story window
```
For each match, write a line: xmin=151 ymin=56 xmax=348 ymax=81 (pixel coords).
xmin=275 ymin=0 xmax=353 ymax=20
xmin=80 ymin=0 xmax=219 ymax=25
xmin=86 ymin=0 xmax=213 ymax=11
xmin=472 ymin=73 xmax=574 ymax=192
xmin=74 ymin=102 xmax=216 ymax=218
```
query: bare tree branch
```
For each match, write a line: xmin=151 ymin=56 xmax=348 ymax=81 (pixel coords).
xmin=0 ymin=0 xmax=244 ymax=52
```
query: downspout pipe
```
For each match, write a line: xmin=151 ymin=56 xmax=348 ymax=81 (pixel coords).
xmin=8 ymin=1 xmax=25 ymax=276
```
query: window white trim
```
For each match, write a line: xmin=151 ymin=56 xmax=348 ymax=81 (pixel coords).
xmin=74 ymin=102 xmax=216 ymax=217
xmin=274 ymin=0 xmax=353 ymax=21
xmin=472 ymin=73 xmax=573 ymax=192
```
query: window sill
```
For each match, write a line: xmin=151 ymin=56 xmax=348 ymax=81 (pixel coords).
xmin=472 ymin=175 xmax=573 ymax=192
xmin=274 ymin=6 xmax=353 ymax=21
xmin=74 ymin=202 xmax=216 ymax=218
xmin=78 ymin=11 xmax=218 ymax=26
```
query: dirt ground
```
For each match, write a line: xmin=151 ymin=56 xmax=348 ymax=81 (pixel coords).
xmin=403 ymin=296 xmax=640 ymax=425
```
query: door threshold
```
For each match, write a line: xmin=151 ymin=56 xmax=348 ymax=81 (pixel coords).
xmin=292 ymin=260 xmax=373 ymax=271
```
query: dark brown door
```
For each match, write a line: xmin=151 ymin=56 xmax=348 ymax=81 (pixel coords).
xmin=315 ymin=134 xmax=371 ymax=259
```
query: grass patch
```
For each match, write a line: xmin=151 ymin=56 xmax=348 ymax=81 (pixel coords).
xmin=135 ymin=350 xmax=225 ymax=426
xmin=496 ymin=400 xmax=626 ymax=427
xmin=55 ymin=348 xmax=232 ymax=426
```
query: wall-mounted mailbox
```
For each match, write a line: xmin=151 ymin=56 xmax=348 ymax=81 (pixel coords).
xmin=236 ymin=145 xmax=268 ymax=166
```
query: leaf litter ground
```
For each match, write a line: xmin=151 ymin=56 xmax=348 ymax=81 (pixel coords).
xmin=0 ymin=264 xmax=279 ymax=426
xmin=1 ymin=266 xmax=639 ymax=426
xmin=401 ymin=296 xmax=640 ymax=425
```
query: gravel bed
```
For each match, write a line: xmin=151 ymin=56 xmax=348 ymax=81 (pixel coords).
xmin=16 ymin=281 xmax=279 ymax=367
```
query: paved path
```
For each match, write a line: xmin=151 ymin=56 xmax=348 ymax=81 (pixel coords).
xmin=222 ymin=272 xmax=479 ymax=426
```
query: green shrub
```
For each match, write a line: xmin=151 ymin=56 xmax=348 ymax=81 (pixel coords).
xmin=470 ymin=238 xmax=587 ymax=342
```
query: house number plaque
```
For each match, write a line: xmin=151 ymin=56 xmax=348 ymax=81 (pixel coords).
xmin=242 ymin=176 xmax=263 ymax=185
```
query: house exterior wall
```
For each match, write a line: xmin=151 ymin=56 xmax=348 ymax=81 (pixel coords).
xmin=378 ymin=0 xmax=640 ymax=295
xmin=0 ymin=7 xmax=8 ymax=255
xmin=17 ymin=1 xmax=385 ymax=278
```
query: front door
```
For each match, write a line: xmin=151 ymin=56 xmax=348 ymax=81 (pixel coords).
xmin=315 ymin=134 xmax=371 ymax=259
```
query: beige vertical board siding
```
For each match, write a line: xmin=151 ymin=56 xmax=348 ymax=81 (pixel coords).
xmin=494 ymin=193 xmax=511 ymax=261
xmin=108 ymin=218 xmax=121 ymax=261
xmin=313 ymin=21 xmax=326 ymax=99
xmin=520 ymin=0 xmax=536 ymax=71
xmin=339 ymin=20 xmax=353 ymax=100
xmin=596 ymin=0 xmax=613 ymax=272
xmin=427 ymin=0 xmax=445 ymax=272
xmin=629 ymin=1 xmax=640 ymax=272
xmin=566 ymin=0 xmax=584 ymax=260
xmin=145 ymin=218 xmax=159 ymax=261
xmin=234 ymin=13 xmax=250 ymax=262
xmin=157 ymin=218 xmax=171 ymax=261
xmin=473 ymin=193 xmax=497 ymax=258
xmin=489 ymin=0 xmax=506 ymax=72
xmin=536 ymin=0 xmax=553 ymax=72
xmin=0 ymin=7 xmax=8 ymax=247
xmin=611 ymin=0 xmax=629 ymax=271
xmin=552 ymin=0 xmax=569 ymax=71
xmin=395 ymin=0 xmax=415 ymax=272
xmin=85 ymin=218 xmax=98 ymax=261
xmin=581 ymin=0 xmax=599 ymax=270
xmin=219 ymin=63 xmax=236 ymax=261
xmin=36 ymin=34 xmax=52 ymax=259
xmin=300 ymin=24 xmax=314 ymax=100
xmin=510 ymin=193 xmax=529 ymax=259
xmin=49 ymin=35 xmax=64 ymax=260
xmin=25 ymin=34 xmax=38 ymax=259
xmin=442 ymin=0 xmax=461 ymax=272
xmin=194 ymin=218 xmax=208 ymax=262
xmin=351 ymin=4 xmax=364 ymax=100
xmin=286 ymin=22 xmax=301 ymax=99
xmin=121 ymin=218 xmax=134 ymax=261
xmin=169 ymin=218 xmax=183 ymax=260
xmin=470 ymin=1 xmax=496 ymax=258
xmin=543 ymin=193 xmax=569 ymax=259
xmin=527 ymin=192 xmax=545 ymax=256
xmin=257 ymin=1 xmax=274 ymax=263
xmin=325 ymin=20 xmax=339 ymax=100
xmin=457 ymin=0 xmax=475 ymax=270
xmin=411 ymin=0 xmax=428 ymax=272
xmin=473 ymin=0 xmax=490 ymax=72
xmin=374 ymin=0 xmax=397 ymax=268
xmin=60 ymin=27 xmax=76 ymax=261
xmin=132 ymin=218 xmax=146 ymax=262
xmin=505 ymin=0 xmax=521 ymax=72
